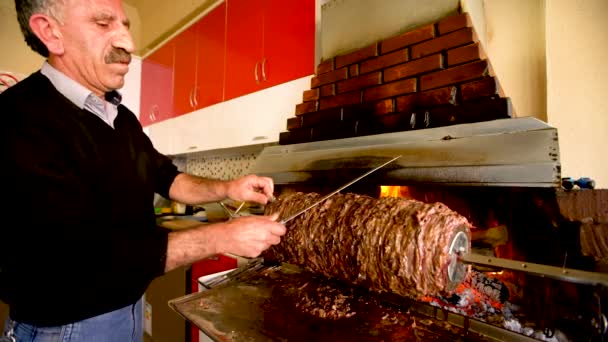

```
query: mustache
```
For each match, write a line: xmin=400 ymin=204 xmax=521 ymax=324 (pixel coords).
xmin=105 ymin=48 xmax=132 ymax=64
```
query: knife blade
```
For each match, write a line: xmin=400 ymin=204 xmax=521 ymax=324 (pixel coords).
xmin=278 ymin=155 xmax=401 ymax=225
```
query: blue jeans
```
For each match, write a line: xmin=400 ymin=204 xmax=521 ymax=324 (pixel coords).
xmin=2 ymin=298 xmax=143 ymax=342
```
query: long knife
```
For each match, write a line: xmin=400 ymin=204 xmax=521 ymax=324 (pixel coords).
xmin=279 ymin=155 xmax=401 ymax=225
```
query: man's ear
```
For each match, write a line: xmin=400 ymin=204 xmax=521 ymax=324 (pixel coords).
xmin=29 ymin=14 xmax=64 ymax=55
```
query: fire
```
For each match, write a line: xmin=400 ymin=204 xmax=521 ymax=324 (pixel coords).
xmin=380 ymin=186 xmax=412 ymax=198
xmin=420 ymin=270 xmax=508 ymax=319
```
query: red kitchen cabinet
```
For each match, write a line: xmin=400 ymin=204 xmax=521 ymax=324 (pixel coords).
xmin=173 ymin=2 xmax=226 ymax=116
xmin=196 ymin=2 xmax=227 ymax=110
xmin=225 ymin=0 xmax=263 ymax=100
xmin=189 ymin=255 xmax=236 ymax=293
xmin=139 ymin=41 xmax=175 ymax=127
xmin=262 ymin=0 xmax=315 ymax=89
xmin=173 ymin=25 xmax=198 ymax=116
xmin=225 ymin=0 xmax=315 ymax=101
xmin=140 ymin=0 xmax=314 ymax=152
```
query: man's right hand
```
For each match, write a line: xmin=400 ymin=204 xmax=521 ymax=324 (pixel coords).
xmin=165 ymin=213 xmax=286 ymax=272
xmin=214 ymin=213 xmax=286 ymax=258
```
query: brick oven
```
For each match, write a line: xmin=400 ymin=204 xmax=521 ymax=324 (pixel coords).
xmin=168 ymin=12 xmax=607 ymax=341
xmin=170 ymin=179 xmax=608 ymax=340
xmin=246 ymin=136 xmax=607 ymax=340
xmin=247 ymin=11 xmax=607 ymax=341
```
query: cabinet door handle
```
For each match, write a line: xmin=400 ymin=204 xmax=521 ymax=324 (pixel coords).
xmin=150 ymin=105 xmax=159 ymax=122
xmin=188 ymin=89 xmax=194 ymax=108
xmin=192 ymin=86 xmax=198 ymax=108
xmin=254 ymin=61 xmax=260 ymax=84
xmin=261 ymin=58 xmax=267 ymax=81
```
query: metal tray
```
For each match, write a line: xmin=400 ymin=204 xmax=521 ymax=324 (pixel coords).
xmin=169 ymin=260 xmax=496 ymax=341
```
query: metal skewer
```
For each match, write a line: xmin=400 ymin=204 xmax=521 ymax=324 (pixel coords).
xmin=447 ymin=230 xmax=608 ymax=287
xmin=219 ymin=202 xmax=238 ymax=219
xmin=279 ymin=155 xmax=401 ymax=225
xmin=233 ymin=202 xmax=246 ymax=216
xmin=458 ymin=251 xmax=608 ymax=287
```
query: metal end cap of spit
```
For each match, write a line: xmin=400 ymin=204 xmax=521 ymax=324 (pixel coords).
xmin=447 ymin=229 xmax=469 ymax=291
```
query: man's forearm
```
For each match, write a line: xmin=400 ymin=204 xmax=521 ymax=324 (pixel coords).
xmin=168 ymin=173 xmax=275 ymax=207
xmin=163 ymin=214 xmax=286 ymax=273
xmin=164 ymin=223 xmax=224 ymax=272
xmin=168 ymin=173 xmax=228 ymax=205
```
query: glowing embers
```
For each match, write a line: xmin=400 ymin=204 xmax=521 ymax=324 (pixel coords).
xmin=421 ymin=270 xmax=510 ymax=319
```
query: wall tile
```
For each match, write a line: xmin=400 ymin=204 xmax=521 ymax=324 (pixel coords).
xmin=186 ymin=153 xmax=259 ymax=180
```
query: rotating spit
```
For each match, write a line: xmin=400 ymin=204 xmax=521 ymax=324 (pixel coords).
xmin=442 ymin=229 xmax=608 ymax=340
xmin=446 ymin=230 xmax=608 ymax=287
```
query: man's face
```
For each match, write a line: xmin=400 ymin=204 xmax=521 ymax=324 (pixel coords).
xmin=55 ymin=0 xmax=134 ymax=96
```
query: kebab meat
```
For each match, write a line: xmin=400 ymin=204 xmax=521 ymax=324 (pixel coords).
xmin=264 ymin=192 xmax=471 ymax=300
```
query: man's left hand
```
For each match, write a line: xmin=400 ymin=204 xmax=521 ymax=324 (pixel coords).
xmin=226 ymin=174 xmax=274 ymax=204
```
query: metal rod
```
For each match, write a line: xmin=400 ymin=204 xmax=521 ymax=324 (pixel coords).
xmin=233 ymin=202 xmax=246 ymax=216
xmin=219 ymin=202 xmax=237 ymax=219
xmin=219 ymin=201 xmax=248 ymax=219
xmin=279 ymin=155 xmax=401 ymax=225
xmin=459 ymin=252 xmax=608 ymax=287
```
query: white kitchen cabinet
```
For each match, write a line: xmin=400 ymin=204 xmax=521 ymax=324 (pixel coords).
xmin=147 ymin=120 xmax=174 ymax=155
xmin=120 ymin=56 xmax=142 ymax=117
xmin=148 ymin=75 xmax=312 ymax=155
xmin=222 ymin=75 xmax=312 ymax=148
xmin=171 ymin=102 xmax=226 ymax=153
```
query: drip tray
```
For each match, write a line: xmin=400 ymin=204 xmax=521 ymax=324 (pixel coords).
xmin=169 ymin=261 xmax=499 ymax=341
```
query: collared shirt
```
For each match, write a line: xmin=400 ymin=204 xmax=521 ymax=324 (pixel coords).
xmin=40 ymin=62 xmax=121 ymax=128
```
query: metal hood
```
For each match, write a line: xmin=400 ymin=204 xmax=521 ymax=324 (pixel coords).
xmin=249 ymin=117 xmax=560 ymax=187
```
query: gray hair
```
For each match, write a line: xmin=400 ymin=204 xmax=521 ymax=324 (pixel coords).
xmin=15 ymin=0 xmax=64 ymax=57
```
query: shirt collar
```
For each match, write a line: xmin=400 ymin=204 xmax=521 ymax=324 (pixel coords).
xmin=40 ymin=61 xmax=122 ymax=108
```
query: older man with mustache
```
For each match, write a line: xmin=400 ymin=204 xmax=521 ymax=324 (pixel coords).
xmin=1 ymin=1 xmax=286 ymax=341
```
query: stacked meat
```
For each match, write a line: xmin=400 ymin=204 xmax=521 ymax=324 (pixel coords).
xmin=264 ymin=192 xmax=471 ymax=300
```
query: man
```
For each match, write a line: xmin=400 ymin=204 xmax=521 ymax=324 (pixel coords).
xmin=1 ymin=0 xmax=286 ymax=340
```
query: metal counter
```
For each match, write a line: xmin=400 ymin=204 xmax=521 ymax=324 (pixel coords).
xmin=169 ymin=261 xmax=536 ymax=341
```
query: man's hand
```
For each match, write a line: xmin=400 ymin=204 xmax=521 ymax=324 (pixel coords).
xmin=164 ymin=213 xmax=286 ymax=271
xmin=168 ymin=173 xmax=275 ymax=206
xmin=226 ymin=174 xmax=275 ymax=205
xmin=214 ymin=213 xmax=285 ymax=258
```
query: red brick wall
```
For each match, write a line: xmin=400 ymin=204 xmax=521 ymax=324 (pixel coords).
xmin=280 ymin=13 xmax=512 ymax=145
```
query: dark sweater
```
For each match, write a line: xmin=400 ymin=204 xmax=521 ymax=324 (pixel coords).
xmin=0 ymin=72 xmax=180 ymax=326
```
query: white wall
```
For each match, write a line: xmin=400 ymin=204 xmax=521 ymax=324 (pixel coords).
xmin=462 ymin=0 xmax=546 ymax=120
xmin=1 ymin=1 xmax=44 ymax=75
xmin=2 ymin=1 xmax=142 ymax=76
xmin=125 ymin=0 xmax=216 ymax=55
xmin=123 ymin=2 xmax=142 ymax=54
xmin=121 ymin=56 xmax=142 ymax=117
xmin=546 ymin=0 xmax=608 ymax=187
xmin=321 ymin=0 xmax=459 ymax=59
